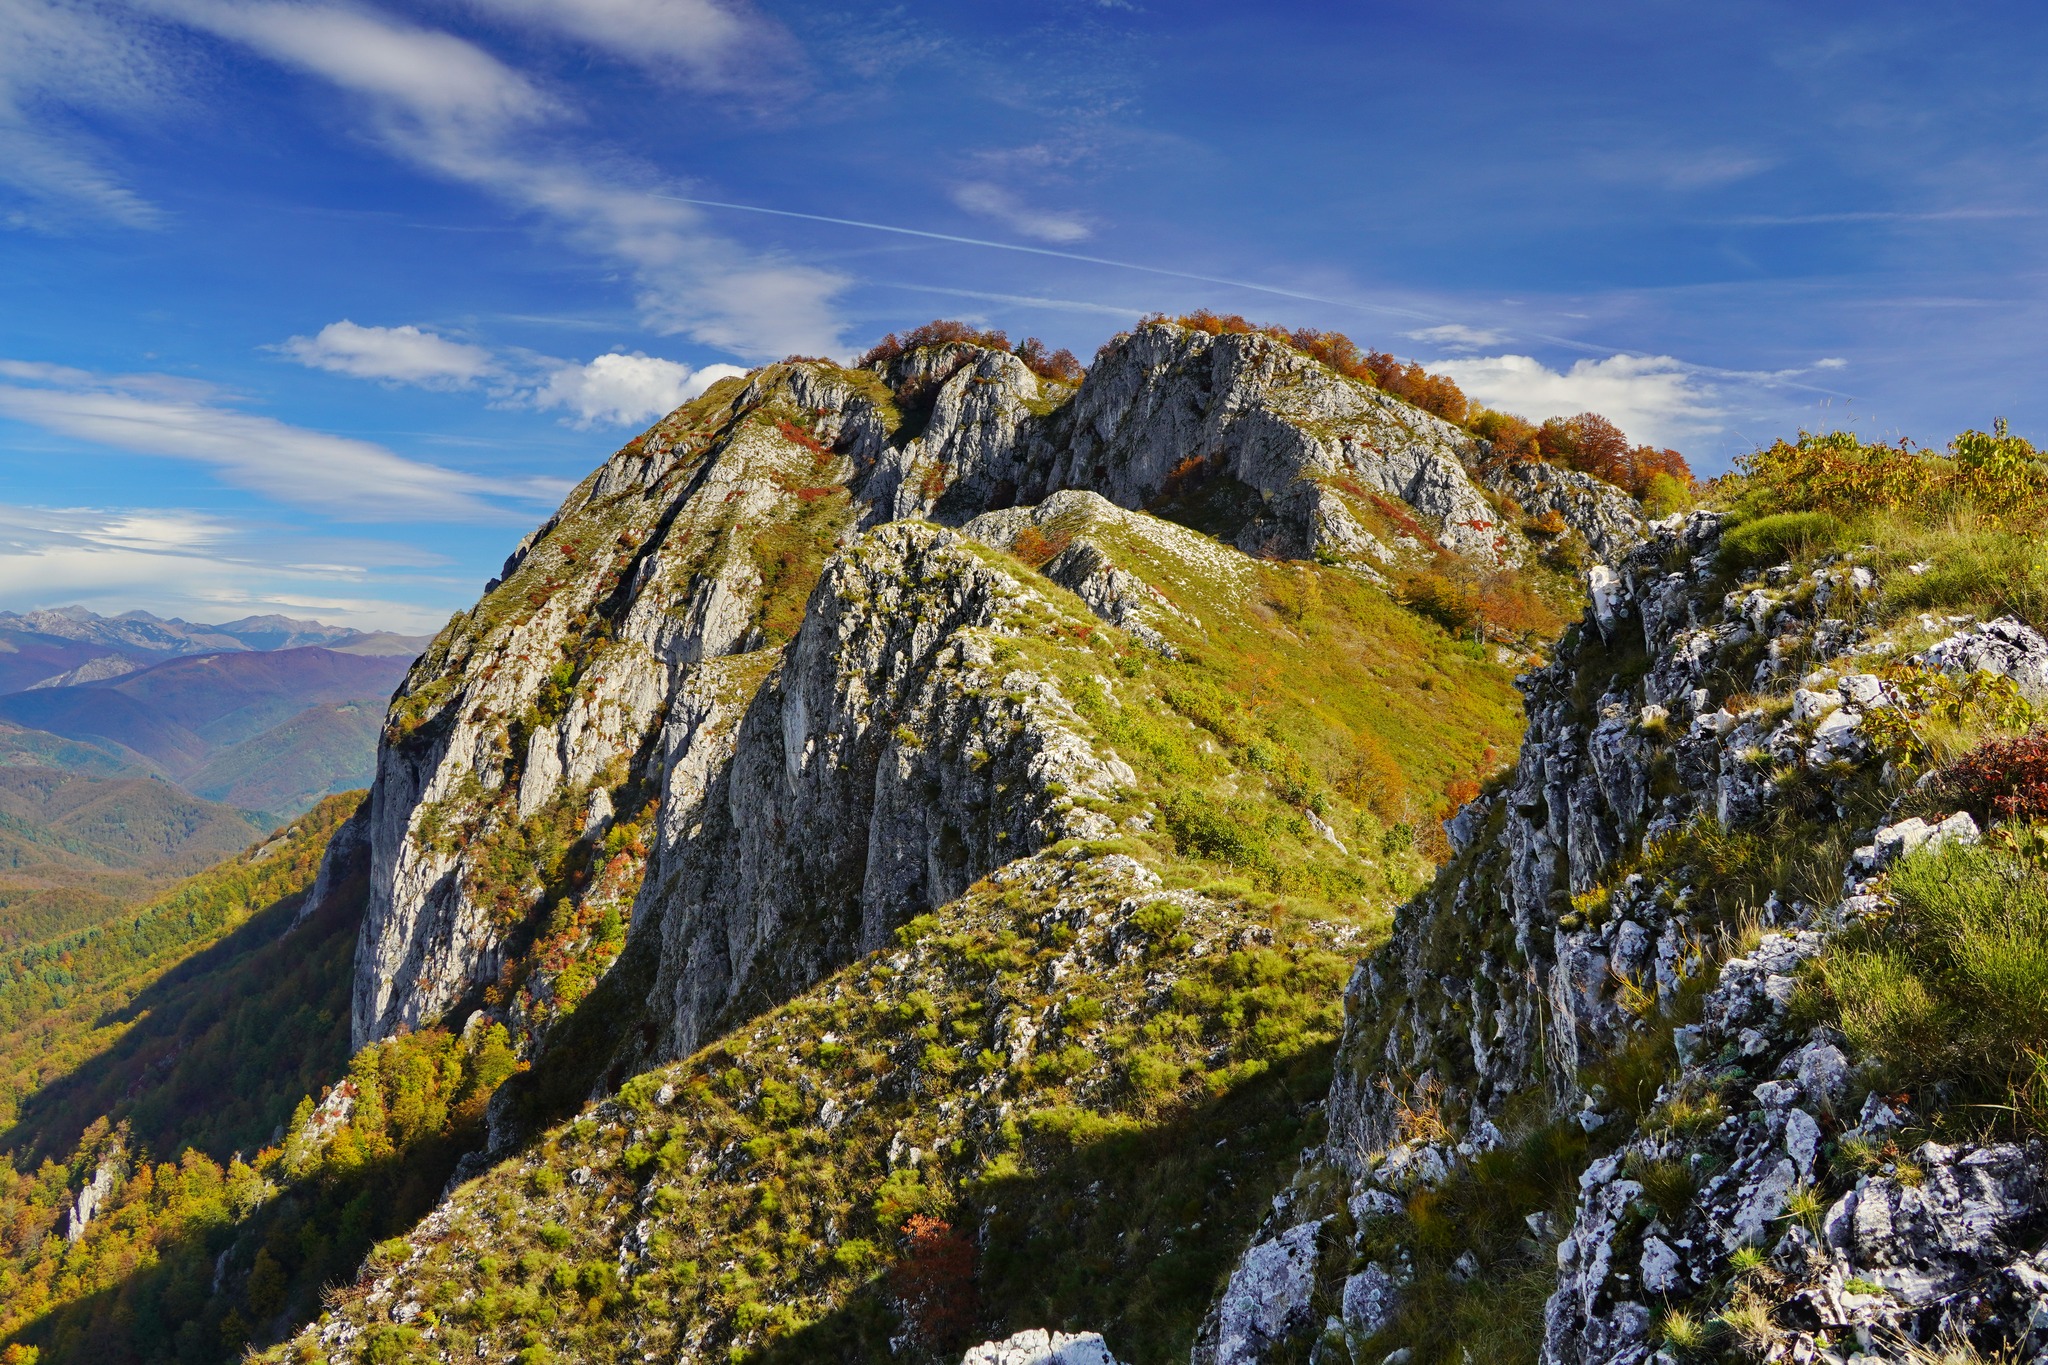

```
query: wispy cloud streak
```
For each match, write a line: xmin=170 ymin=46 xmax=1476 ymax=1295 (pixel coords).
xmin=0 ymin=360 xmax=564 ymax=519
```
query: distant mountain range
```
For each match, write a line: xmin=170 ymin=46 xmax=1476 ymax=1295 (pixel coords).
xmin=0 ymin=607 xmax=429 ymax=952
xmin=0 ymin=606 xmax=429 ymax=695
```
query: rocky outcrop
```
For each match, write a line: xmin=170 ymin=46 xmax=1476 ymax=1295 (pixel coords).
xmin=64 ymin=1140 xmax=123 ymax=1243
xmin=1548 ymin=908 xmax=2046 ymax=1365
xmin=633 ymin=522 xmax=1132 ymax=1060
xmin=344 ymin=375 xmax=864 ymax=1047
xmin=1034 ymin=326 xmax=1523 ymax=565
xmin=964 ymin=489 xmax=1231 ymax=654
xmin=1195 ymin=512 xmax=2048 ymax=1364
xmin=1480 ymin=459 xmax=1647 ymax=563
xmin=1193 ymin=1219 xmax=1326 ymax=1365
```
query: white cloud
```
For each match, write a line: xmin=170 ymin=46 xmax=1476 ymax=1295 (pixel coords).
xmin=0 ymin=502 xmax=460 ymax=631
xmin=163 ymin=0 xmax=848 ymax=359
xmin=1406 ymin=323 xmax=1511 ymax=351
xmin=0 ymin=0 xmax=168 ymax=227
xmin=168 ymin=0 xmax=555 ymax=133
xmin=275 ymin=322 xmax=750 ymax=425
xmin=0 ymin=360 xmax=565 ymax=519
xmin=532 ymin=353 xmax=743 ymax=426
xmin=282 ymin=320 xmax=499 ymax=387
xmin=950 ymin=182 xmax=1093 ymax=244
xmin=1428 ymin=353 xmax=1725 ymax=449
xmin=459 ymin=0 xmax=792 ymax=92
xmin=1814 ymin=357 xmax=1848 ymax=369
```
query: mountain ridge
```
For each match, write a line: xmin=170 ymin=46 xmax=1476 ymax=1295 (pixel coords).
xmin=20 ymin=325 xmax=2043 ymax=1365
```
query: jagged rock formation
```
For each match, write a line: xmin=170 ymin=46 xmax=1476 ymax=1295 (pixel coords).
xmin=333 ymin=319 xmax=1639 ymax=1069
xmin=267 ymin=311 xmax=1615 ymax=1364
xmin=1196 ymin=514 xmax=2048 ymax=1364
xmin=633 ymin=521 xmax=1134 ymax=1061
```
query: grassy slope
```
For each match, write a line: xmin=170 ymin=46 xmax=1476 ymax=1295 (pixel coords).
xmin=0 ymin=795 xmax=358 ymax=1151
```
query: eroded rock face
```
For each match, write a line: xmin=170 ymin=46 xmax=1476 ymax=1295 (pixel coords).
xmin=635 ymin=523 xmax=1132 ymax=1060
xmin=345 ymin=393 xmax=849 ymax=1047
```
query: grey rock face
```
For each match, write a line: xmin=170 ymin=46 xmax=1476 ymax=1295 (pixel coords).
xmin=1341 ymin=1262 xmax=1401 ymax=1337
xmin=1480 ymin=459 xmax=1647 ymax=563
xmin=1923 ymin=615 xmax=2048 ymax=701
xmin=65 ymin=1141 xmax=123 ymax=1243
xmin=1041 ymin=326 xmax=1527 ymax=565
xmin=635 ymin=522 xmax=1134 ymax=1060
xmin=1193 ymin=1218 xmax=1327 ymax=1365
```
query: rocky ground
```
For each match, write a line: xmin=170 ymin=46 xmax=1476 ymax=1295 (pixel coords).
xmin=1196 ymin=511 xmax=2048 ymax=1365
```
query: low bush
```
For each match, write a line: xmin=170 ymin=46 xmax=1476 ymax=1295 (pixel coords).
xmin=1940 ymin=730 xmax=2048 ymax=824
xmin=1730 ymin=423 xmax=2048 ymax=530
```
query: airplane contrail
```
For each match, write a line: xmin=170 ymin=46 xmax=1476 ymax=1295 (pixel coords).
xmin=651 ymin=194 xmax=1447 ymax=323
xmin=657 ymin=193 xmax=1856 ymax=400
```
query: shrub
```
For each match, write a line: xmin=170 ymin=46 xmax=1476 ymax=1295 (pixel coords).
xmin=831 ymin=1238 xmax=885 ymax=1277
xmin=1941 ymin=731 xmax=2048 ymax=823
xmin=857 ymin=320 xmax=1014 ymax=370
xmin=1732 ymin=423 xmax=2048 ymax=530
xmin=1531 ymin=413 xmax=1694 ymax=501
xmin=361 ymin=1326 xmax=427 ymax=1364
xmin=1013 ymin=524 xmax=1073 ymax=568
xmin=1014 ymin=337 xmax=1085 ymax=383
xmin=888 ymin=1215 xmax=978 ymax=1355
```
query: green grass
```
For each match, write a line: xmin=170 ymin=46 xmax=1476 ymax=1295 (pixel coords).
xmin=271 ymin=856 xmax=1362 ymax=1365
xmin=1796 ymin=833 xmax=2048 ymax=1134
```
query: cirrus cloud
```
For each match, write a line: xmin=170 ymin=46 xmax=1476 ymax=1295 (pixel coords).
xmin=160 ymin=0 xmax=848 ymax=359
xmin=950 ymin=181 xmax=1093 ymax=244
xmin=0 ymin=358 xmax=565 ymax=520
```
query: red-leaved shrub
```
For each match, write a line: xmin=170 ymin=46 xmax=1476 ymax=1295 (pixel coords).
xmin=1942 ymin=730 xmax=2048 ymax=823
xmin=889 ymin=1215 xmax=978 ymax=1354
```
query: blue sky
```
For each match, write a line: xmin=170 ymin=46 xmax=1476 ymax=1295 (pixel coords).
xmin=2 ymin=0 xmax=2044 ymax=630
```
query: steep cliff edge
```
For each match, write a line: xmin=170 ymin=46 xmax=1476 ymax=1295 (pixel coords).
xmin=1195 ymin=465 xmax=2048 ymax=1365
